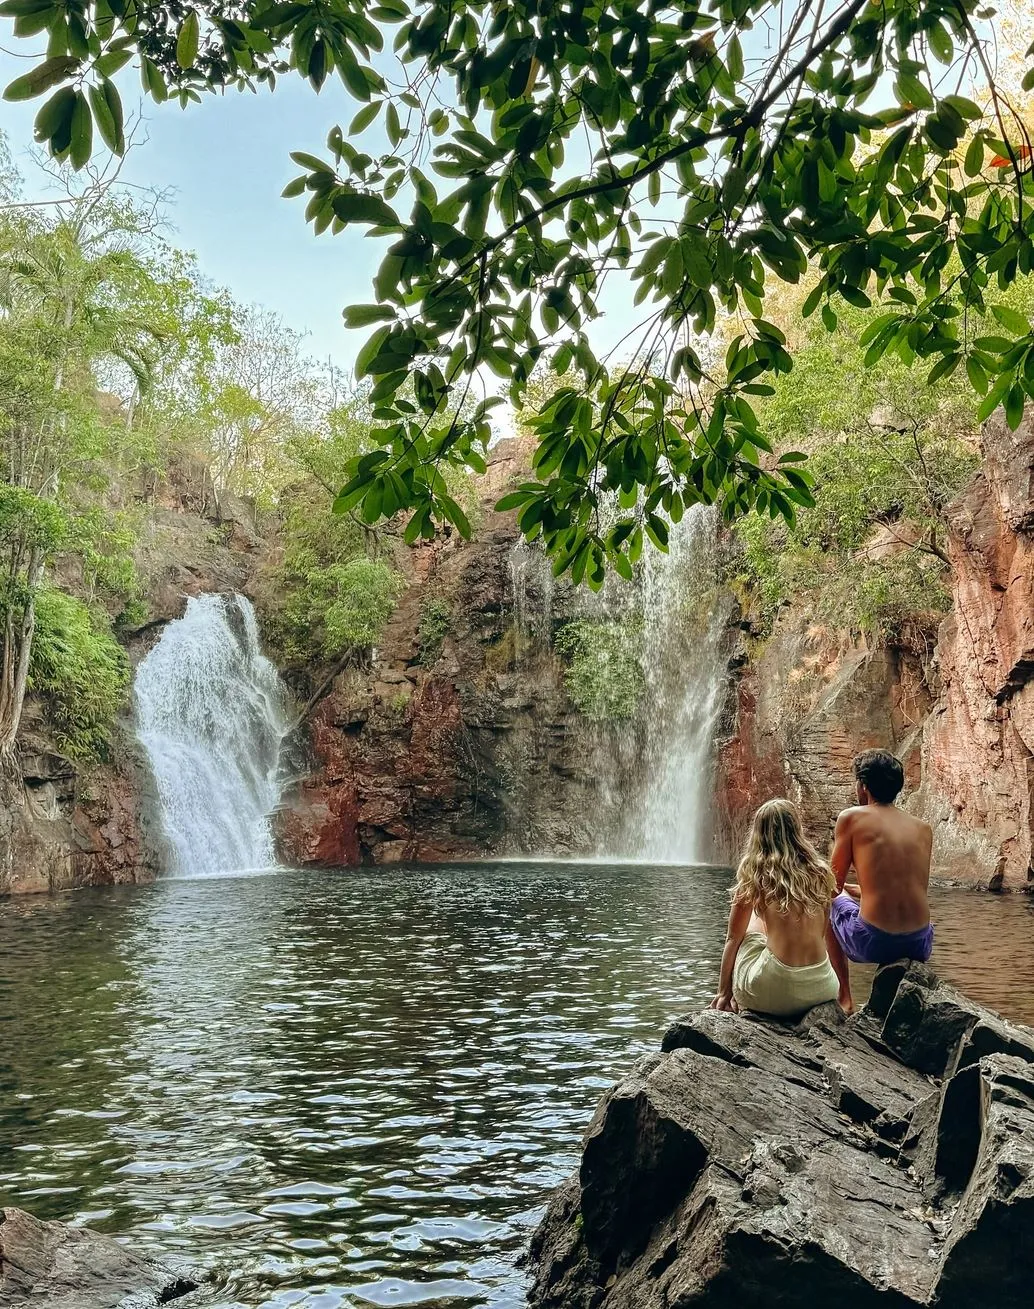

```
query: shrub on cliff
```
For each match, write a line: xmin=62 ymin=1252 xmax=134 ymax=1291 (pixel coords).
xmin=731 ymin=296 xmax=993 ymax=640
xmin=26 ymin=588 xmax=130 ymax=761
xmin=264 ymin=555 xmax=403 ymax=669
xmin=554 ymin=619 xmax=646 ymax=722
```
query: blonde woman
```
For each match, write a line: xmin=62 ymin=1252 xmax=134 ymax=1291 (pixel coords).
xmin=711 ymin=798 xmax=840 ymax=1018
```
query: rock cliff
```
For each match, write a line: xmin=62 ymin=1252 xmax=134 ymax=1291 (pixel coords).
xmin=714 ymin=619 xmax=931 ymax=864
xmin=914 ymin=414 xmax=1034 ymax=888
xmin=278 ymin=438 xmax=626 ymax=865
xmin=716 ymin=413 xmax=1034 ymax=890
xmin=528 ymin=962 xmax=1034 ymax=1308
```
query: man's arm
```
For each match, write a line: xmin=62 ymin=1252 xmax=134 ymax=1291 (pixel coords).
xmin=830 ymin=811 xmax=855 ymax=893
xmin=711 ymin=896 xmax=751 ymax=1012
xmin=829 ymin=811 xmax=857 ymax=1013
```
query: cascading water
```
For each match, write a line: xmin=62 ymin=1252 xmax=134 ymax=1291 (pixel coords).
xmin=509 ymin=537 xmax=554 ymax=661
xmin=505 ymin=506 xmax=730 ymax=863
xmin=134 ymin=593 xmax=290 ymax=878
xmin=620 ymin=506 xmax=731 ymax=863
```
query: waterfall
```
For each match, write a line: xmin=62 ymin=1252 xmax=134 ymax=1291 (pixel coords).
xmin=621 ymin=506 xmax=730 ymax=863
xmin=134 ymin=593 xmax=290 ymax=878
xmin=509 ymin=537 xmax=554 ymax=658
xmin=505 ymin=506 xmax=731 ymax=864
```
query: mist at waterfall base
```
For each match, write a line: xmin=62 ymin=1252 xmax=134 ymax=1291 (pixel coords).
xmin=134 ymin=594 xmax=290 ymax=879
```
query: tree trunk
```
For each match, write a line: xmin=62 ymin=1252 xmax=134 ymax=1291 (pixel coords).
xmin=0 ymin=550 xmax=43 ymax=758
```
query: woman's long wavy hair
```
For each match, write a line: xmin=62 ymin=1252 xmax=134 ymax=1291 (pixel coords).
xmin=733 ymin=798 xmax=836 ymax=916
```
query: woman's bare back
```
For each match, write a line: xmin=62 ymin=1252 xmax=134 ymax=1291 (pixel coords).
xmin=752 ymin=902 xmax=830 ymax=967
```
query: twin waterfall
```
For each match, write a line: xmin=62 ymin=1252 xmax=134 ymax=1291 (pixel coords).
xmin=134 ymin=594 xmax=290 ymax=879
xmin=134 ymin=515 xmax=726 ymax=877
xmin=510 ymin=505 xmax=729 ymax=864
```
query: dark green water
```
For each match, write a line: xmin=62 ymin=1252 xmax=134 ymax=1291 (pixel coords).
xmin=0 ymin=863 xmax=1031 ymax=1307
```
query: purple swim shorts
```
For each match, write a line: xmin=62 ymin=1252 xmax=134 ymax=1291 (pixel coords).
xmin=830 ymin=893 xmax=934 ymax=965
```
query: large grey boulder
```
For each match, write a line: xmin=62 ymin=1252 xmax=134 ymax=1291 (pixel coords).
xmin=0 ymin=1207 xmax=200 ymax=1308
xmin=527 ymin=962 xmax=1034 ymax=1308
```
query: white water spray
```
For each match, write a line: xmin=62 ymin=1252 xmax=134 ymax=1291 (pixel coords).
xmin=134 ymin=594 xmax=290 ymax=878
xmin=506 ymin=507 xmax=730 ymax=863
xmin=621 ymin=506 xmax=730 ymax=863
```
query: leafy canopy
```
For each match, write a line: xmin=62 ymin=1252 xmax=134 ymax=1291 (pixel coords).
xmin=6 ymin=1 xmax=1034 ymax=584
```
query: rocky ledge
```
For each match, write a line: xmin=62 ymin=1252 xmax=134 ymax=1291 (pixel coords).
xmin=0 ymin=1207 xmax=200 ymax=1308
xmin=528 ymin=962 xmax=1033 ymax=1308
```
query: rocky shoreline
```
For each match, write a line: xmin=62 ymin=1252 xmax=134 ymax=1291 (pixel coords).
xmin=528 ymin=961 xmax=1034 ymax=1307
xmin=0 ymin=1207 xmax=200 ymax=1308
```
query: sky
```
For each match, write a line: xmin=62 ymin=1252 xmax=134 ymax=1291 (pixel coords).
xmin=0 ymin=18 xmax=681 ymax=383
xmin=1 ymin=37 xmax=399 ymax=370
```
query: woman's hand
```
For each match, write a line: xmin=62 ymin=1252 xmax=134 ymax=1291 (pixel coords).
xmin=709 ymin=992 xmax=739 ymax=1013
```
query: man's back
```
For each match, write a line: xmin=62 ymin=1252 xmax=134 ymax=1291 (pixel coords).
xmin=840 ymin=804 xmax=932 ymax=933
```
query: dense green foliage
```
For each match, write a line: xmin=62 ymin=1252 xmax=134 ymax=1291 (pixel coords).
xmin=269 ymin=556 xmax=402 ymax=667
xmin=256 ymin=396 xmax=405 ymax=670
xmin=733 ymin=298 xmax=986 ymax=637
xmin=6 ymin=1 xmax=1034 ymax=584
xmin=554 ymin=619 xmax=645 ymax=721
xmin=27 ymin=587 xmax=129 ymax=759
xmin=0 ymin=169 xmax=171 ymax=754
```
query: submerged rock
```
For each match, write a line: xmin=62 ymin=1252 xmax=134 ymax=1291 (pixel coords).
xmin=0 ymin=1207 xmax=200 ymax=1308
xmin=527 ymin=963 xmax=1034 ymax=1308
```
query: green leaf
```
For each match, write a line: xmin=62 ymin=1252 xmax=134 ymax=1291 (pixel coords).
xmin=386 ymin=101 xmax=402 ymax=146
xmin=88 ymin=79 xmax=125 ymax=154
xmin=343 ymin=303 xmax=397 ymax=327
xmin=991 ymin=304 xmax=1031 ymax=336
xmin=977 ymin=373 xmax=1012 ymax=422
xmin=176 ymin=11 xmax=200 ymax=70
xmin=645 ymin=513 xmax=669 ymax=552
xmin=727 ymin=34 xmax=744 ymax=82
xmin=963 ymin=134 xmax=984 ymax=177
xmin=495 ymin=490 xmax=534 ymax=512
xmin=840 ymin=285 xmax=871 ymax=309
xmin=350 ymin=101 xmax=382 ymax=134
xmin=4 ymin=55 xmax=77 ymax=102
xmin=1006 ymin=383 xmax=1025 ymax=431
xmin=966 ymin=355 xmax=988 ymax=395
xmin=67 ymin=89 xmax=92 ymax=168
xmin=0 ymin=0 xmax=60 ymax=14
xmin=32 ymin=84 xmax=75 ymax=148
xmin=332 ymin=190 xmax=401 ymax=228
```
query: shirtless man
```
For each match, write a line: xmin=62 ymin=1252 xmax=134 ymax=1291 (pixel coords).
xmin=826 ymin=748 xmax=934 ymax=1014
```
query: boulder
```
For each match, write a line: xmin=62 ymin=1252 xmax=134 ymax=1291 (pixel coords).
xmin=0 ymin=1207 xmax=200 ymax=1308
xmin=527 ymin=963 xmax=1034 ymax=1308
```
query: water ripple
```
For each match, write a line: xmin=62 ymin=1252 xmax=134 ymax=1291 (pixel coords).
xmin=0 ymin=863 xmax=1031 ymax=1307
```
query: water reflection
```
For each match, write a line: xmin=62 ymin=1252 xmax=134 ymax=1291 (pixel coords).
xmin=0 ymin=865 xmax=1030 ymax=1308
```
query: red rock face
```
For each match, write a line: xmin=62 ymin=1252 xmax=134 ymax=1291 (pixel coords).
xmin=916 ymin=416 xmax=1034 ymax=889
xmin=0 ymin=747 xmax=158 ymax=895
xmin=716 ymin=414 xmax=1034 ymax=890
xmin=71 ymin=755 xmax=160 ymax=889
xmin=714 ymin=623 xmax=929 ymax=863
xmin=275 ymin=438 xmax=621 ymax=868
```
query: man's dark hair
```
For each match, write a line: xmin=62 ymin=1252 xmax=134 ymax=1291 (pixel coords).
xmin=853 ymin=749 xmax=905 ymax=804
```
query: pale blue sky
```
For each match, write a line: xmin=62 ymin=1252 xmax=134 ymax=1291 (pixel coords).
xmin=0 ymin=27 xmax=658 ymax=377
xmin=2 ymin=40 xmax=396 ymax=368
